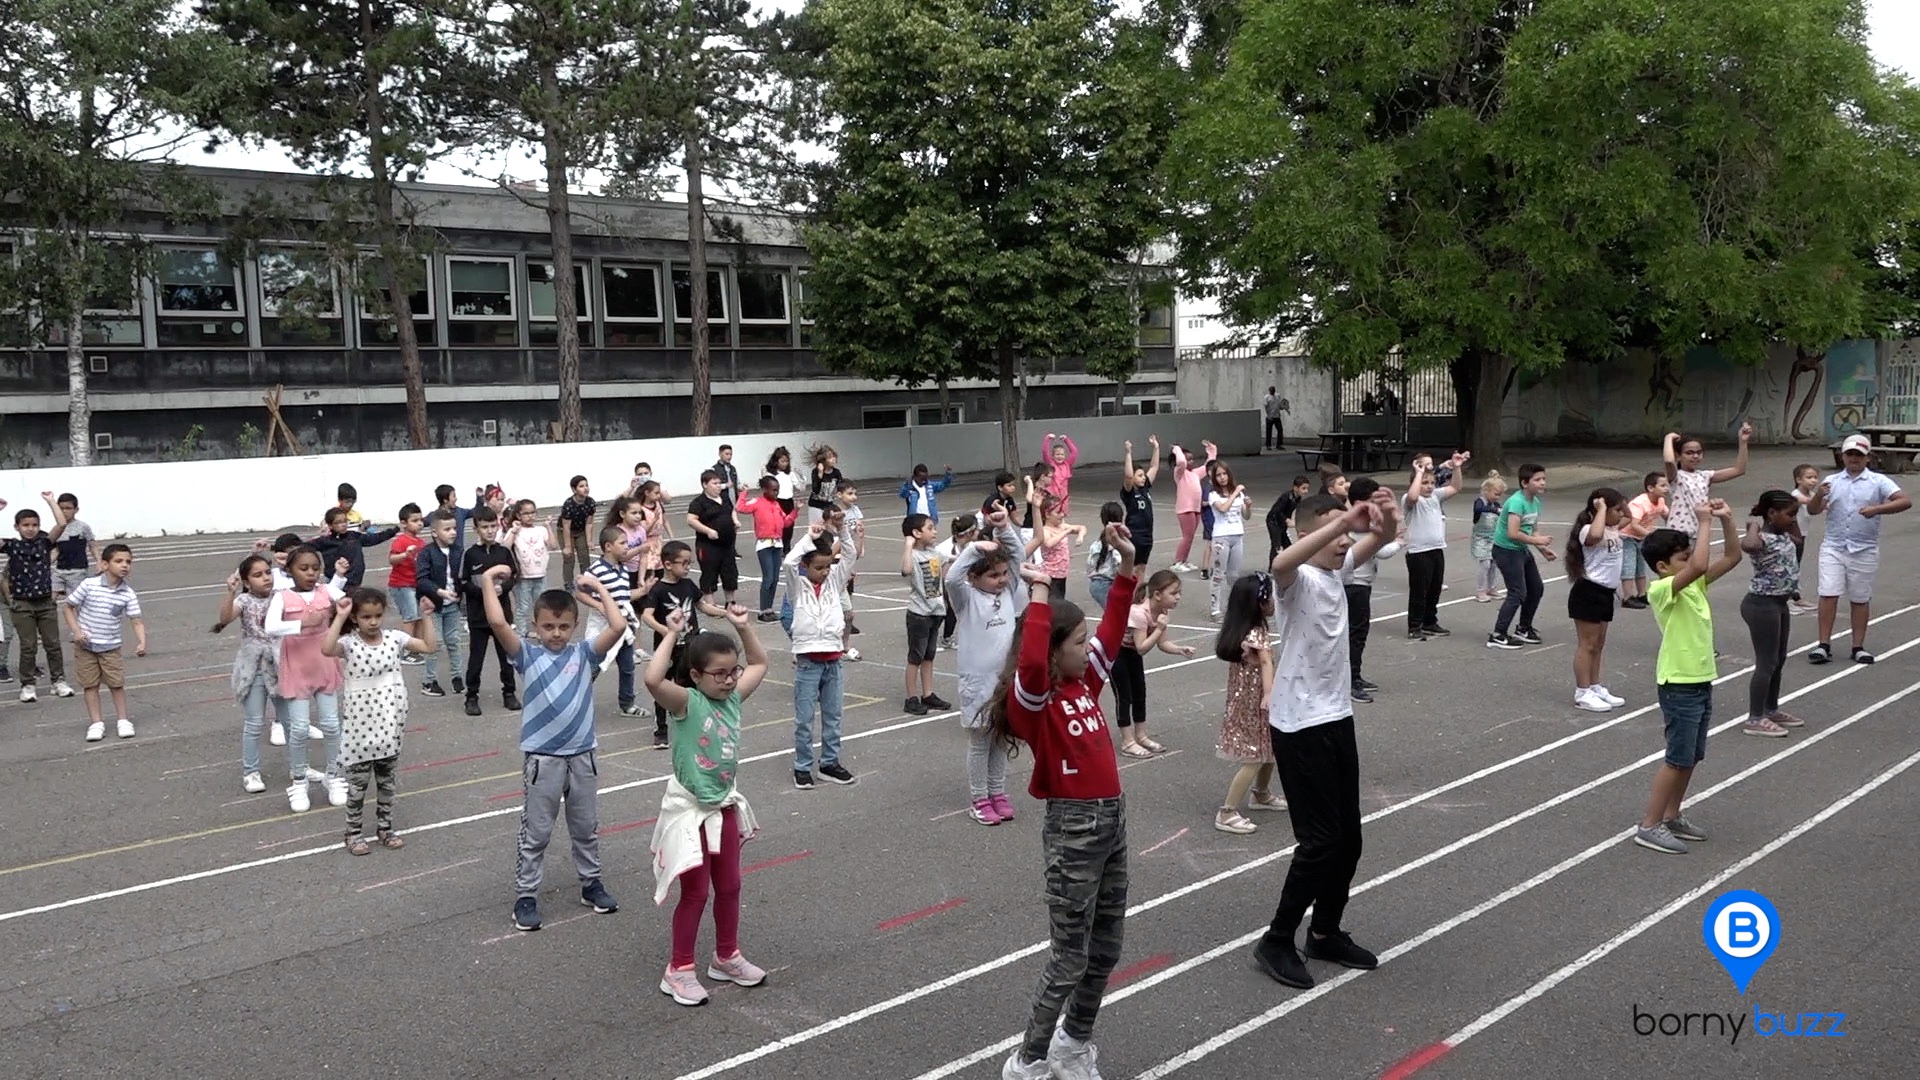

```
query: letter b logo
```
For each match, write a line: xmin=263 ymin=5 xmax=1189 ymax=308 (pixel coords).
xmin=1727 ymin=911 xmax=1761 ymax=949
xmin=1714 ymin=902 xmax=1772 ymax=958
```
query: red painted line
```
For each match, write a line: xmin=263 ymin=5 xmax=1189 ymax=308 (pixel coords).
xmin=484 ymin=790 xmax=522 ymax=802
xmin=876 ymin=897 xmax=967 ymax=932
xmin=1140 ymin=826 xmax=1189 ymax=855
xmin=1109 ymin=952 xmax=1174 ymax=988
xmin=1381 ymin=1040 xmax=1454 ymax=1080
xmin=600 ymin=817 xmax=658 ymax=836
xmin=400 ymin=749 xmax=500 ymax=773
xmin=743 ymin=850 xmax=813 ymax=874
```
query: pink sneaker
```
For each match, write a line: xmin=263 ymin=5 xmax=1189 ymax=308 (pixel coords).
xmin=969 ymin=798 xmax=1002 ymax=825
xmin=990 ymin=794 xmax=1016 ymax=821
xmin=660 ymin=964 xmax=709 ymax=1006
xmin=707 ymin=951 xmax=767 ymax=987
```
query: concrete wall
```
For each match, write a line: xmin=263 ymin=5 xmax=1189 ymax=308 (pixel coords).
xmin=1175 ymin=353 xmax=1337 ymax=439
xmin=0 ymin=411 xmax=1258 ymax=538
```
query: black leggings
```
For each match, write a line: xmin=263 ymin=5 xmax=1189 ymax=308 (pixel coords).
xmin=1742 ymin=593 xmax=1791 ymax=718
xmin=940 ymin=588 xmax=958 ymax=640
xmin=1111 ymin=647 xmax=1147 ymax=728
xmin=1404 ymin=549 xmax=1444 ymax=630
xmin=1492 ymin=546 xmax=1543 ymax=634
xmin=1344 ymin=584 xmax=1372 ymax=682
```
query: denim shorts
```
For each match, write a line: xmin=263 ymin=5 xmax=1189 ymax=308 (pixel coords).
xmin=392 ymin=587 xmax=420 ymax=621
xmin=1620 ymin=538 xmax=1645 ymax=581
xmin=1658 ymin=682 xmax=1712 ymax=768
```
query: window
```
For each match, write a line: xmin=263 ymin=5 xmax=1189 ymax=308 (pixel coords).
xmin=735 ymin=269 xmax=791 ymax=347
xmin=862 ymin=407 xmax=909 ymax=429
xmin=155 ymin=246 xmax=245 ymax=345
xmin=357 ymin=254 xmax=436 ymax=347
xmin=795 ymin=270 xmax=814 ymax=348
xmin=1138 ymin=303 xmax=1173 ymax=347
xmin=916 ymin=405 xmax=963 ymax=425
xmin=601 ymin=264 xmax=662 ymax=346
xmin=671 ymin=266 xmax=730 ymax=347
xmin=759 ymin=402 xmax=774 ymax=422
xmin=1099 ymin=396 xmax=1177 ymax=416
xmin=528 ymin=260 xmax=593 ymax=346
xmin=258 ymin=249 xmax=342 ymax=346
xmin=446 ymin=256 xmax=516 ymax=346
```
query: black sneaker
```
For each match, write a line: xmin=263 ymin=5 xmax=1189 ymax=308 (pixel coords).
xmin=1514 ymin=627 xmax=1543 ymax=645
xmin=502 ymin=690 xmax=523 ymax=712
xmin=793 ymin=769 xmax=815 ymax=790
xmin=1355 ymin=676 xmax=1379 ymax=692
xmin=422 ymin=680 xmax=446 ymax=698
xmin=1487 ymin=632 xmax=1523 ymax=651
xmin=756 ymin=611 xmax=780 ymax=623
xmin=464 ymin=695 xmax=483 ymax=717
xmin=923 ymin=692 xmax=952 ymax=711
xmin=513 ymin=896 xmax=542 ymax=932
xmin=0 ymin=665 xmax=11 ymax=682
xmin=1852 ymin=646 xmax=1876 ymax=665
xmin=652 ymin=730 xmax=670 ymax=750
xmin=818 ymin=762 xmax=857 ymax=785
xmin=1422 ymin=624 xmax=1452 ymax=637
xmin=1305 ymin=930 xmax=1379 ymax=970
xmin=580 ymin=879 xmax=619 ymax=914
xmin=904 ymin=696 xmax=928 ymax=715
xmin=849 ymin=623 xmax=862 ymax=635
xmin=451 ymin=676 xmax=466 ymax=695
xmin=1406 ymin=628 xmax=1428 ymax=641
xmin=1350 ymin=684 xmax=1374 ymax=704
xmin=1808 ymin=642 xmax=1832 ymax=665
xmin=1252 ymin=936 xmax=1314 ymax=989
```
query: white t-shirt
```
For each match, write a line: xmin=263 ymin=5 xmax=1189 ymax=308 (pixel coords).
xmin=1578 ymin=524 xmax=1625 ymax=590
xmin=1340 ymin=537 xmax=1403 ymax=587
xmin=1267 ymin=564 xmax=1351 ymax=733
xmin=1404 ymin=491 xmax=1448 ymax=553
xmin=1208 ymin=490 xmax=1247 ymax=537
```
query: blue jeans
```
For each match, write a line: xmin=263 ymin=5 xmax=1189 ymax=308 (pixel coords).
xmin=757 ymin=546 xmax=782 ymax=612
xmin=284 ymin=691 xmax=342 ymax=779
xmin=423 ymin=602 xmax=462 ymax=685
xmin=792 ymin=655 xmax=844 ymax=772
xmin=1089 ymin=575 xmax=1114 ymax=610
xmin=238 ymin=673 xmax=294 ymax=779
xmin=611 ymin=638 xmax=636 ymax=708
xmin=1658 ymin=683 xmax=1712 ymax=768
xmin=512 ymin=577 xmax=546 ymax=634
xmin=780 ymin=593 xmax=795 ymax=637
xmin=391 ymin=587 xmax=420 ymax=622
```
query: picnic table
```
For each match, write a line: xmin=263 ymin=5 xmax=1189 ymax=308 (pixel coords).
xmin=1831 ymin=424 xmax=1920 ymax=472
xmin=1303 ymin=432 xmax=1407 ymax=474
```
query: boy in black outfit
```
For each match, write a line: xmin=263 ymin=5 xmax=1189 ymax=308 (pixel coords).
xmin=310 ymin=507 xmax=398 ymax=590
xmin=1266 ymin=475 xmax=1312 ymax=561
xmin=638 ymin=540 xmax=725 ymax=749
xmin=457 ymin=507 xmax=522 ymax=716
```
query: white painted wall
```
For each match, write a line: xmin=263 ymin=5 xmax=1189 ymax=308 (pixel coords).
xmin=0 ymin=412 xmax=1260 ymax=538
xmin=1176 ymin=354 xmax=1336 ymax=439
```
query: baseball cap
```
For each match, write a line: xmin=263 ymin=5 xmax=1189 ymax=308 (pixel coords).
xmin=1840 ymin=433 xmax=1871 ymax=456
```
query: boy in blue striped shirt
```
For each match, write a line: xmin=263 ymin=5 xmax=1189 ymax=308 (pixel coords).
xmin=478 ymin=562 xmax=629 ymax=932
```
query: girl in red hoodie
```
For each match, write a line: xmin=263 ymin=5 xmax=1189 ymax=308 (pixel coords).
xmin=989 ymin=523 xmax=1137 ymax=1080
xmin=736 ymin=476 xmax=798 ymax=621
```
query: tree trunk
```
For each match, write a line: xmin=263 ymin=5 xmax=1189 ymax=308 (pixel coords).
xmin=1017 ymin=362 xmax=1029 ymax=420
xmin=997 ymin=337 xmax=1021 ymax=471
xmin=362 ymin=0 xmax=428 ymax=449
xmin=686 ymin=129 xmax=712 ymax=437
xmin=1113 ymin=374 xmax=1129 ymax=417
xmin=1451 ymin=348 xmax=1510 ymax=468
xmin=541 ymin=59 xmax=584 ymax=444
xmin=65 ymin=307 xmax=92 ymax=467
xmin=937 ymin=374 xmax=950 ymax=423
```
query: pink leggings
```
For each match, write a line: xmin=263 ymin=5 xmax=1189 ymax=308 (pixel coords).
xmin=1175 ymin=511 xmax=1202 ymax=563
xmin=672 ymin=806 xmax=743 ymax=967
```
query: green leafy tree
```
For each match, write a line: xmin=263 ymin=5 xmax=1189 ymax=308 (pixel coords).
xmin=1171 ymin=0 xmax=1920 ymax=462
xmin=0 ymin=0 xmax=252 ymax=465
xmin=802 ymin=0 xmax=1167 ymax=469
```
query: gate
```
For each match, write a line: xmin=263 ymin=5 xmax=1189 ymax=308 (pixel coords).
xmin=1880 ymin=347 xmax=1920 ymax=426
xmin=1339 ymin=364 xmax=1460 ymax=447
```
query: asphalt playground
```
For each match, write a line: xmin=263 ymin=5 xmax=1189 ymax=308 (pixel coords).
xmin=1 ymin=443 xmax=1915 ymax=1079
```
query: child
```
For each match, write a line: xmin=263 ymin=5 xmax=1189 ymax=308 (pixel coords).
xmin=899 ymin=463 xmax=956 ymax=523
xmin=1620 ymin=472 xmax=1669 ymax=609
xmin=1020 ymin=465 xmax=1050 ymax=566
xmin=687 ymin=469 xmax=741 ymax=607
xmin=713 ymin=443 xmax=742 ymax=507
xmin=605 ymin=495 xmax=649 ymax=592
xmin=766 ymin=447 xmax=798 ymax=553
xmin=648 ymin=605 xmax=771 ymax=1006
xmin=1340 ymin=476 xmax=1404 ymax=703
xmin=1566 ymin=488 xmax=1629 ymax=712
xmin=1117 ymin=570 xmax=1195 ymax=757
xmin=1028 ymin=491 xmax=1085 ymax=600
xmin=946 ymin=510 xmax=1040 ymax=823
xmin=505 ymin=499 xmax=557 ymax=635
xmin=413 ymin=512 xmax=464 ymax=698
xmin=1266 ymin=475 xmax=1312 ymax=562
xmin=1662 ymin=424 xmax=1752 ymax=537
xmin=1169 ymin=441 xmax=1215 ymax=571
xmin=637 ymin=480 xmax=672 ymax=591
xmin=432 ymin=484 xmax=478 ymax=549
xmin=1469 ymin=473 xmax=1506 ymax=603
xmin=1320 ymin=469 xmax=1350 ymax=503
xmin=1086 ymin=502 xmax=1127 ymax=609
xmin=265 ymin=546 xmax=347 ymax=813
xmin=900 ymin=513 xmax=953 ymax=716
xmin=323 ymin=587 xmax=437 ymax=854
xmin=1206 ymin=462 xmax=1251 ymax=618
xmin=1739 ymin=491 xmax=1804 ymax=738
xmin=1403 ymin=452 xmax=1469 ymax=638
xmin=51 ymin=493 xmax=96 ymax=597
xmin=983 ymin=470 xmax=1022 ymax=523
xmin=388 ymin=503 xmax=428 ymax=662
xmin=1806 ymin=434 xmax=1911 ymax=664
xmin=337 ymin=482 xmax=366 ymax=530
xmin=1487 ymin=464 xmax=1556 ymax=650
xmin=1253 ymin=488 xmax=1396 ymax=989
xmin=1120 ymin=437 xmax=1161 ymax=567
xmin=215 ymin=554 xmax=300 ymax=792
xmin=990 ymin=523 xmax=1137 ymax=1080
xmin=586 ymin=527 xmax=642 ymax=718
xmin=626 ymin=461 xmax=657 ymax=498
xmin=641 ymin=541 xmax=726 ymax=750
xmin=833 ymin=479 xmax=865 ymax=635
xmin=1041 ymin=432 xmax=1080 ymax=514
xmin=738 ymin=475 xmax=798 ymax=620
xmin=1788 ymin=463 xmax=1821 ymax=615
xmin=1213 ymin=573 xmax=1283 ymax=835
xmin=805 ymin=443 xmax=843 ymax=526
xmin=310 ymin=507 xmax=398 ymax=591
xmin=457 ymin=507 xmax=522 ymax=716
xmin=482 ymin=563 xmax=628 ymax=930
xmin=785 ymin=523 xmax=858 ymax=788
xmin=63 ymin=543 xmax=146 ymax=741
xmin=558 ymin=475 xmax=597 ymax=587
xmin=936 ymin=513 xmax=979 ymax=649
xmin=1632 ymin=499 xmax=1742 ymax=854
xmin=3 ymin=494 xmax=75 ymax=702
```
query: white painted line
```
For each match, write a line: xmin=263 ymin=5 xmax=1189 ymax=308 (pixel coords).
xmin=671 ymin=610 xmax=1919 ymax=1080
xmin=1132 ymin=679 xmax=1920 ymax=1077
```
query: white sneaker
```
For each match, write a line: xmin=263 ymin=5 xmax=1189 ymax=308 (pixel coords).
xmin=85 ymin=721 xmax=105 ymax=742
xmin=1592 ymin=685 xmax=1626 ymax=707
xmin=287 ymin=782 xmax=311 ymax=813
xmin=52 ymin=679 xmax=75 ymax=698
xmin=306 ymin=725 xmax=325 ymax=741
xmin=269 ymin=722 xmax=287 ymax=747
xmin=242 ymin=771 xmax=266 ymax=793
xmin=1048 ymin=1030 xmax=1102 ymax=1080
xmin=326 ymin=776 xmax=349 ymax=807
xmin=305 ymin=767 xmax=327 ymax=783
xmin=116 ymin=718 xmax=135 ymax=739
xmin=1575 ymin=688 xmax=1615 ymax=713
xmin=845 ymin=647 xmax=862 ymax=662
xmin=19 ymin=685 xmax=36 ymax=703
xmin=1001 ymin=1051 xmax=1053 ymax=1080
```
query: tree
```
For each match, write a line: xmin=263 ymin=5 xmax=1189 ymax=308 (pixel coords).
xmin=1170 ymin=0 xmax=1920 ymax=463
xmin=201 ymin=0 xmax=467 ymax=450
xmin=0 ymin=0 xmax=250 ymax=465
xmin=802 ymin=0 xmax=1167 ymax=470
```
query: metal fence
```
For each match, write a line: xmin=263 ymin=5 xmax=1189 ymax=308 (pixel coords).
xmin=1339 ymin=365 xmax=1457 ymax=417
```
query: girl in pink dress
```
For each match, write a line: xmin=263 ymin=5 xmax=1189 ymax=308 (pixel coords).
xmin=265 ymin=547 xmax=346 ymax=814
xmin=637 ymin=480 xmax=671 ymax=583
xmin=1170 ymin=440 xmax=1217 ymax=570
xmin=1041 ymin=433 xmax=1079 ymax=514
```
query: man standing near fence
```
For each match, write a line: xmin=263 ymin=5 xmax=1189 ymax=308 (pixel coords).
xmin=1263 ymin=386 xmax=1289 ymax=451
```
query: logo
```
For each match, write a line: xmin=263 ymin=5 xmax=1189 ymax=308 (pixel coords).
xmin=1703 ymin=889 xmax=1780 ymax=994
xmin=1633 ymin=890 xmax=1850 ymax=1045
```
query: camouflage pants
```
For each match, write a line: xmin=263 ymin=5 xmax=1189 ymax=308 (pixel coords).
xmin=1020 ymin=797 xmax=1129 ymax=1062
xmin=345 ymin=756 xmax=397 ymax=834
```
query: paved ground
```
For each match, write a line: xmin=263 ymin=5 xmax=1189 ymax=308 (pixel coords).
xmin=1 ymin=443 xmax=1916 ymax=1079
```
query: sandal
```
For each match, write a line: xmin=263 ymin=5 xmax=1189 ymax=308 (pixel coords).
xmin=1120 ymin=741 xmax=1154 ymax=759
xmin=345 ymin=832 xmax=370 ymax=856
xmin=1247 ymin=788 xmax=1288 ymax=811
xmin=1136 ymin=735 xmax=1166 ymax=753
xmin=375 ymin=829 xmax=405 ymax=850
xmin=1213 ymin=809 xmax=1257 ymax=835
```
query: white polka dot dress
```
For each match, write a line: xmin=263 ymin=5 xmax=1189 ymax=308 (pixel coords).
xmin=340 ymin=630 xmax=410 ymax=766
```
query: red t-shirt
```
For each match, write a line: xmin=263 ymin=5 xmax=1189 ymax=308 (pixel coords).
xmin=390 ymin=532 xmax=426 ymax=589
xmin=1007 ymin=574 xmax=1134 ymax=801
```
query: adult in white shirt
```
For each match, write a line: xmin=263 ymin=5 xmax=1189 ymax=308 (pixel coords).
xmin=1806 ymin=434 xmax=1911 ymax=664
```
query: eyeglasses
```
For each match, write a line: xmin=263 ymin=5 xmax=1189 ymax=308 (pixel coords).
xmin=699 ymin=665 xmax=745 ymax=681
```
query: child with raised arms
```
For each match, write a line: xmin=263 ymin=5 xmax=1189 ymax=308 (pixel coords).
xmin=1116 ymin=569 xmax=1195 ymax=758
xmin=51 ymin=493 xmax=96 ymax=598
xmin=505 ymin=499 xmax=557 ymax=635
xmin=1402 ymin=452 xmax=1468 ymax=638
xmin=766 ymin=447 xmax=798 ymax=552
xmin=641 ymin=540 xmax=729 ymax=751
xmin=946 ymin=508 xmax=1042 ymax=824
xmin=1620 ymin=472 xmax=1668 ymax=610
xmin=2 ymin=493 xmax=75 ymax=703
xmin=1085 ymin=502 xmax=1126 ymax=610
xmin=899 ymin=463 xmax=955 ymax=523
xmin=1738 ymin=491 xmax=1804 ymax=738
xmin=936 ymin=513 xmax=979 ymax=650
xmin=457 ymin=507 xmax=522 ymax=717
xmin=1042 ymin=432 xmax=1080 ymax=515
xmin=1469 ymin=472 xmax=1506 ymax=603
xmin=1212 ymin=572 xmax=1283 ymax=835
xmin=215 ymin=555 xmax=294 ymax=793
xmin=785 ymin=523 xmax=858 ymax=788
xmin=63 ymin=543 xmax=146 ymax=741
xmin=899 ymin=513 xmax=952 ymax=716
xmin=585 ymin=526 xmax=642 ymax=718
xmin=1566 ymin=488 xmax=1629 ymax=712
xmin=738 ymin=475 xmax=798 ymax=621
xmin=1027 ymin=488 xmax=1085 ymax=600
xmin=1121 ymin=436 xmax=1161 ymax=567
xmin=1487 ymin=464 xmax=1556 ymax=650
xmin=1662 ymin=423 xmax=1751 ymax=537
xmin=265 ymin=546 xmax=347 ymax=813
xmin=323 ymin=587 xmax=437 ymax=854
xmin=1168 ymin=440 xmax=1215 ymax=572
xmin=387 ymin=503 xmax=428 ymax=662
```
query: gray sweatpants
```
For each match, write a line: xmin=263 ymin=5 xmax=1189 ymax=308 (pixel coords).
xmin=1019 ymin=797 xmax=1129 ymax=1062
xmin=1209 ymin=534 xmax=1245 ymax=616
xmin=515 ymin=750 xmax=602 ymax=897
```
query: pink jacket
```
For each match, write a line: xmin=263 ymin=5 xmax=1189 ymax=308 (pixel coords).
xmin=1043 ymin=434 xmax=1079 ymax=502
xmin=1172 ymin=446 xmax=1215 ymax=514
xmin=737 ymin=491 xmax=798 ymax=541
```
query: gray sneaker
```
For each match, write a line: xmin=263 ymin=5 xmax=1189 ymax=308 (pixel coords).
xmin=1000 ymin=1052 xmax=1052 ymax=1080
xmin=1048 ymin=1030 xmax=1102 ymax=1080
xmin=1664 ymin=815 xmax=1708 ymax=842
xmin=1633 ymin=823 xmax=1688 ymax=854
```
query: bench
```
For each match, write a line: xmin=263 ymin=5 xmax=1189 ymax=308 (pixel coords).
xmin=1830 ymin=441 xmax=1920 ymax=474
